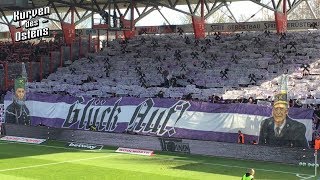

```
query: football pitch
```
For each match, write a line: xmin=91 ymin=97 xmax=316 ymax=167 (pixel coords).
xmin=0 ymin=140 xmax=317 ymax=180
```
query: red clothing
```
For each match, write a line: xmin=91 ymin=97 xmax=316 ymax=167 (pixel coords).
xmin=315 ymin=139 xmax=320 ymax=150
xmin=238 ymin=133 xmax=244 ymax=144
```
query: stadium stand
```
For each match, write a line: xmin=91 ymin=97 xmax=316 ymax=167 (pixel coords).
xmin=1 ymin=1 xmax=320 ymax=178
xmin=25 ymin=31 xmax=320 ymax=103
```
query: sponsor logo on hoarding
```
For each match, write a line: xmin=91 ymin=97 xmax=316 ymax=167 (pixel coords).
xmin=0 ymin=136 xmax=46 ymax=144
xmin=116 ymin=147 xmax=154 ymax=156
xmin=66 ymin=142 xmax=103 ymax=150
xmin=159 ymin=138 xmax=190 ymax=154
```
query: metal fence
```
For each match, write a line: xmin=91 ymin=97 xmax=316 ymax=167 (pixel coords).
xmin=0 ymin=104 xmax=4 ymax=123
xmin=0 ymin=69 xmax=4 ymax=91
xmin=25 ymin=62 xmax=41 ymax=82
xmin=51 ymin=51 xmax=60 ymax=72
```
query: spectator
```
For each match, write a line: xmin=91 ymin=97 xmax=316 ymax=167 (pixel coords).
xmin=238 ymin=130 xmax=244 ymax=144
xmin=251 ymin=140 xmax=258 ymax=145
xmin=157 ymin=91 xmax=164 ymax=98
xmin=247 ymin=97 xmax=255 ymax=104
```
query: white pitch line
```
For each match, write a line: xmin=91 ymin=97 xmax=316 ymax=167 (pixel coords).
xmin=0 ymin=141 xmax=103 ymax=152
xmin=0 ymin=141 xmax=21 ymax=145
xmin=296 ymin=174 xmax=315 ymax=180
xmin=0 ymin=154 xmax=119 ymax=172
xmin=159 ymin=157 xmax=313 ymax=176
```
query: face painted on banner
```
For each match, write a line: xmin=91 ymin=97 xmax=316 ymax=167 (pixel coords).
xmin=272 ymin=103 xmax=288 ymax=126
xmin=14 ymin=78 xmax=26 ymax=102
xmin=15 ymin=88 xmax=26 ymax=100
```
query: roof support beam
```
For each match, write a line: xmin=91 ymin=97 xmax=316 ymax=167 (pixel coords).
xmin=204 ymin=0 xmax=210 ymax=13
xmin=287 ymin=0 xmax=303 ymax=14
xmin=62 ymin=7 xmax=71 ymax=22
xmin=276 ymin=0 xmax=283 ymax=10
xmin=0 ymin=9 xmax=10 ymax=25
xmin=51 ymin=1 xmax=63 ymax=22
xmin=271 ymin=0 xmax=277 ymax=9
xmin=192 ymin=0 xmax=201 ymax=15
xmin=224 ymin=2 xmax=237 ymax=23
xmin=157 ymin=7 xmax=171 ymax=25
xmin=75 ymin=12 xmax=93 ymax=25
xmin=287 ymin=0 xmax=292 ymax=8
xmin=204 ymin=2 xmax=224 ymax=19
xmin=141 ymin=1 xmax=192 ymax=16
xmin=42 ymin=16 xmax=61 ymax=23
xmin=249 ymin=0 xmax=277 ymax=12
xmin=305 ymin=0 xmax=317 ymax=19
xmin=134 ymin=7 xmax=156 ymax=23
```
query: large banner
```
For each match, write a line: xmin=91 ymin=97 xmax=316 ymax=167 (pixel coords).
xmin=136 ymin=25 xmax=177 ymax=35
xmin=4 ymin=93 xmax=314 ymax=147
xmin=61 ymin=22 xmax=75 ymax=45
xmin=134 ymin=19 xmax=319 ymax=34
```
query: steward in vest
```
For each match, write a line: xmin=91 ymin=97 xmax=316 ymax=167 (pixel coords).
xmin=242 ymin=168 xmax=255 ymax=180
xmin=315 ymin=136 xmax=320 ymax=150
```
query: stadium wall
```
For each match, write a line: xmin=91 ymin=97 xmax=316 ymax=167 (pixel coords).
xmin=2 ymin=123 xmax=314 ymax=165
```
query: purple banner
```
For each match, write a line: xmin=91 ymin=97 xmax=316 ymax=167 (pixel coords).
xmin=4 ymin=92 xmax=314 ymax=146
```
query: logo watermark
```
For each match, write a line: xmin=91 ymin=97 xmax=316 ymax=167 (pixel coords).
xmin=13 ymin=6 xmax=50 ymax=42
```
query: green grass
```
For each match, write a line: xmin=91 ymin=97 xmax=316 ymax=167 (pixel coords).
xmin=0 ymin=140 xmax=317 ymax=180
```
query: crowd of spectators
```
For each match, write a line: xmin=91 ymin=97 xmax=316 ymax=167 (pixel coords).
xmin=0 ymin=40 xmax=61 ymax=65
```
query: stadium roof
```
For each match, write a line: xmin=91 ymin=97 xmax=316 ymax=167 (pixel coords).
xmin=0 ymin=0 xmax=314 ymax=28
xmin=4 ymin=0 xmax=306 ymax=15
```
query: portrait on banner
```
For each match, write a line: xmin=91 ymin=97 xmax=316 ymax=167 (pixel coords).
xmin=5 ymin=77 xmax=31 ymax=125
xmin=259 ymin=75 xmax=308 ymax=147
